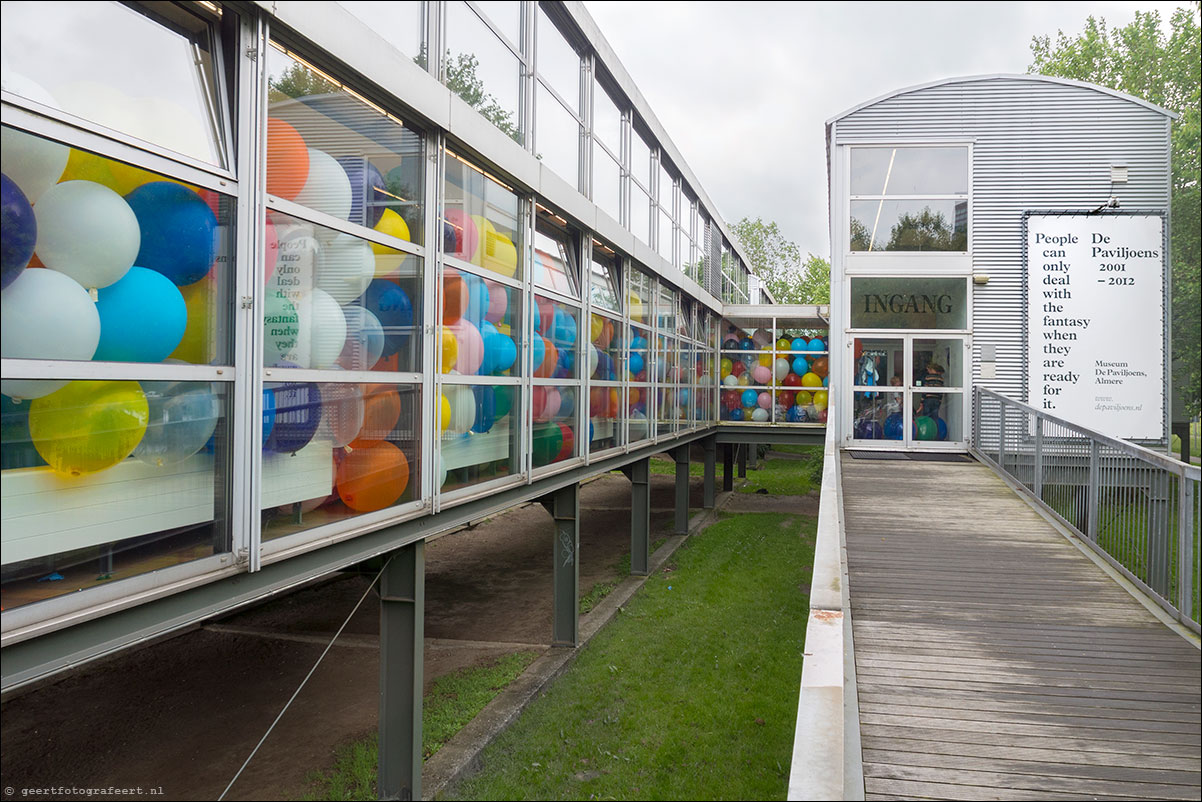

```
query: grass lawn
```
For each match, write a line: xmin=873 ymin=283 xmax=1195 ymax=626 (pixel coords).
xmin=445 ymin=511 xmax=816 ymax=801
xmin=738 ymin=456 xmax=824 ymax=496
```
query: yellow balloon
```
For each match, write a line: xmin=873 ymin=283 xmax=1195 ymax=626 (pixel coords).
xmin=170 ymin=278 xmax=217 ymax=364
xmin=30 ymin=381 xmax=149 ymax=477
xmin=60 ymin=148 xmax=179 ymax=195
xmin=813 ymin=390 xmax=829 ymax=410
xmin=801 ymin=372 xmax=823 ymax=388
xmin=590 ymin=313 xmax=604 ymax=343
xmin=757 ymin=354 xmax=773 ymax=368
xmin=372 ymin=209 xmax=411 ymax=277
xmin=484 ymin=232 xmax=518 ymax=278
xmin=438 ymin=393 xmax=452 ymax=432
xmin=627 ymin=293 xmax=645 ymax=323
xmin=440 ymin=328 xmax=459 ymax=373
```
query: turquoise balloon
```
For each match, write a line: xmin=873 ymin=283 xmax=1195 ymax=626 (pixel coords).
xmin=134 ymin=381 xmax=220 ymax=467
xmin=531 ymin=334 xmax=546 ymax=373
xmin=94 ymin=266 xmax=187 ymax=362
xmin=807 ymin=338 xmax=826 ymax=352
xmin=741 ymin=389 xmax=757 ymax=407
xmin=792 ymin=356 xmax=809 ymax=376
xmin=791 ymin=337 xmax=806 ymax=351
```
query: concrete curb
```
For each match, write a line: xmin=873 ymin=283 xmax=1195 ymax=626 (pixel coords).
xmin=421 ymin=493 xmax=734 ymax=800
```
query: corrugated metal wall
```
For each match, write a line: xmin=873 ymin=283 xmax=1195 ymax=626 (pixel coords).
xmin=833 ymin=76 xmax=1172 ymax=401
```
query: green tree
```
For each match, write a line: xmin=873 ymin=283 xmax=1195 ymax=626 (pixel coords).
xmin=885 ymin=207 xmax=967 ymax=252
xmin=730 ymin=217 xmax=830 ymax=304
xmin=1030 ymin=4 xmax=1201 ymax=416
xmin=268 ymin=61 xmax=340 ymax=103
xmin=443 ymin=52 xmax=521 ymax=143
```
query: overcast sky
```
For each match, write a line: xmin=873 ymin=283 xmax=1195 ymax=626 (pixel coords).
xmin=582 ymin=1 xmax=1185 ymax=259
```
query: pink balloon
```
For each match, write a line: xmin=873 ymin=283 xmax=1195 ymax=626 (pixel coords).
xmin=484 ymin=278 xmax=508 ymax=323
xmin=444 ymin=209 xmax=478 ymax=262
xmin=451 ymin=319 xmax=484 ymax=374
xmin=758 ymin=392 xmax=771 ymax=410
xmin=752 ymin=365 xmax=772 ymax=385
xmin=541 ymin=388 xmax=562 ymax=421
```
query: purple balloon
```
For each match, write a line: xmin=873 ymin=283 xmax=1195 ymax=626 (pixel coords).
xmin=265 ymin=382 xmax=322 ymax=453
xmin=1 ymin=173 xmax=37 ymax=289
xmin=337 ymin=157 xmax=387 ymax=228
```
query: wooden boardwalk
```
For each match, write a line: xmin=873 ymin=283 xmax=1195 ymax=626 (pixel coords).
xmin=841 ymin=455 xmax=1202 ymax=801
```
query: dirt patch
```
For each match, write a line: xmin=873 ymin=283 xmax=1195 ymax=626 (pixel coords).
xmin=0 ymin=472 xmax=704 ymax=801
xmin=724 ymin=491 xmax=820 ymax=515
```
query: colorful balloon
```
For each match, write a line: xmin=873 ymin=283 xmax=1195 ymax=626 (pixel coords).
xmin=1 ymin=173 xmax=37 ymax=288
xmin=134 ymin=381 xmax=220 ymax=467
xmin=266 ymin=118 xmax=310 ymax=200
xmin=1 ymin=127 xmax=69 ymax=203
xmin=35 ymin=180 xmax=140 ymax=288
xmin=265 ymin=382 xmax=322 ymax=453
xmin=295 ymin=148 xmax=352 ymax=221
xmin=124 ymin=182 xmax=217 ymax=286
xmin=30 ymin=380 xmax=149 ymax=476
xmin=1 ymin=268 xmax=100 ymax=399
xmin=336 ymin=441 xmax=409 ymax=512
xmin=94 ymin=267 xmax=187 ymax=363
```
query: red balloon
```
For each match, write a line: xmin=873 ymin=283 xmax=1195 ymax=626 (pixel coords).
xmin=854 ymin=338 xmax=863 ymax=362
xmin=732 ymin=360 xmax=746 ymax=377
xmin=442 ymin=268 xmax=467 ymax=325
xmin=443 ymin=209 xmax=478 ymax=261
xmin=783 ymin=373 xmax=802 ymax=388
xmin=554 ymin=422 xmax=574 ymax=461
xmin=778 ymin=390 xmax=796 ymax=408
xmin=536 ymin=297 xmax=554 ymax=337
xmin=589 ymin=387 xmax=608 ymax=417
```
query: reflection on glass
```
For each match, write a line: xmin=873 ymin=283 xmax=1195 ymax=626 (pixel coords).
xmin=588 ymin=380 xmax=623 ymax=452
xmin=912 ymin=339 xmax=963 ymax=388
xmin=440 ymin=267 xmax=523 ymax=377
xmin=473 ymin=0 xmax=521 ymax=47
xmin=536 ymin=6 xmax=581 ymax=112
xmin=337 ymin=1 xmax=423 ymax=60
xmin=627 ymin=268 xmax=653 ymax=326
xmin=593 ymin=81 xmax=622 ymax=155
xmin=656 ymin=285 xmax=677 ymax=332
xmin=853 ymin=337 xmax=903 ymax=389
xmin=1 ymin=379 xmax=229 ymax=607
xmin=533 ymin=295 xmax=579 ymax=379
xmin=589 ymin=246 xmax=621 ymax=313
xmin=850 ymin=200 xmax=967 ymax=252
xmin=264 ymin=212 xmax=422 ymax=372
xmin=262 ymin=381 xmax=420 ymax=540
xmin=631 ymin=185 xmax=650 ymax=244
xmin=440 ymin=379 xmax=521 ymax=491
xmin=444 ymin=151 xmax=522 ymax=279
xmin=658 ymin=210 xmax=673 ymax=262
xmin=853 ymin=390 xmax=899 ymax=439
xmin=534 ymin=219 xmax=578 ymax=296
xmin=914 ymin=392 xmax=961 ymax=443
xmin=631 ymin=131 xmax=652 ymax=188
xmin=588 ymin=312 xmax=621 ymax=381
xmin=267 ymin=46 xmax=425 ymax=243
xmin=1 ymin=1 xmax=227 ymax=166
xmin=536 ymin=83 xmax=580 ymax=187
xmin=0 ymin=127 xmax=234 ymax=372
xmin=446 ymin=1 xmax=521 ymax=142
xmin=850 ymin=147 xmax=968 ymax=196
xmin=592 ymin=144 xmax=621 ymax=223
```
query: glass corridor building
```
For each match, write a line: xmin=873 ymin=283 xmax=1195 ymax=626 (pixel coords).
xmin=0 ymin=0 xmax=808 ymax=691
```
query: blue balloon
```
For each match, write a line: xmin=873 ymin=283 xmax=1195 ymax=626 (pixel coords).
xmin=823 ymin=375 xmax=829 ymax=387
xmin=262 ymin=387 xmax=277 ymax=446
xmin=532 ymin=335 xmax=546 ymax=373
xmin=679 ymin=388 xmax=690 ymax=404
xmin=855 ymin=418 xmax=883 ymax=439
xmin=531 ymin=298 xmax=541 ymax=332
xmin=552 ymin=309 xmax=577 ymax=349
xmin=787 ymin=405 xmax=806 ymax=423
xmin=265 ymin=382 xmax=321 ymax=453
xmin=463 ymin=272 xmax=489 ymax=325
xmin=94 ymin=267 xmax=187 ymax=362
xmin=1 ymin=173 xmax=36 ymax=289
xmin=936 ymin=416 xmax=949 ymax=441
xmin=589 ymin=420 xmax=595 ymax=442
xmin=728 ymin=407 xmax=745 ymax=421
xmin=883 ymin=413 xmax=904 ymax=440
xmin=484 ymin=332 xmax=516 ymax=376
xmin=471 ymin=386 xmax=495 ymax=434
xmin=807 ymin=338 xmax=826 ymax=352
xmin=628 ymin=352 xmax=645 ymax=376
xmin=791 ymin=338 xmax=806 ymax=352
xmin=124 ymin=182 xmax=217 ymax=286
xmin=336 ymin=156 xmax=387 ymax=228
xmin=364 ymin=279 xmax=414 ymax=357
xmin=630 ymin=335 xmax=648 ymax=353
xmin=740 ymin=338 xmax=754 ymax=350
xmin=792 ymin=356 xmax=809 ymax=376
xmin=741 ymin=389 xmax=757 ymax=407
xmin=559 ymin=388 xmax=576 ymax=417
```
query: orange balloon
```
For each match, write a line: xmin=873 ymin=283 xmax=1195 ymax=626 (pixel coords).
xmin=811 ymin=356 xmax=829 ymax=379
xmin=442 ymin=269 xmax=466 ymax=325
xmin=266 ymin=118 xmax=309 ymax=200
xmin=536 ymin=338 xmax=558 ymax=378
xmin=609 ymin=389 xmax=619 ymax=416
xmin=599 ymin=319 xmax=613 ymax=349
xmin=629 ymin=387 xmax=640 ymax=405
xmin=336 ymin=442 xmax=409 ymax=512
xmin=374 ymin=353 xmax=399 ymax=372
xmin=351 ymin=384 xmax=401 ymax=446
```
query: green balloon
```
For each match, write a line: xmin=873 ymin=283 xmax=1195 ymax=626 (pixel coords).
xmin=532 ymin=422 xmax=563 ymax=467
xmin=493 ymin=385 xmax=513 ymax=419
xmin=915 ymin=415 xmax=938 ymax=441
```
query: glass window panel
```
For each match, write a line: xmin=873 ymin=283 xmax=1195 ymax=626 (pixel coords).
xmin=850 ymin=147 xmax=968 ymax=196
xmin=675 ymin=225 xmax=687 ymax=271
xmin=440 ymin=266 xmax=523 ymax=377
xmin=533 ymin=295 xmax=578 ymax=379
xmin=440 ymin=379 xmax=521 ymax=490
xmin=535 ymin=82 xmax=580 ymax=187
xmin=593 ymin=81 xmax=622 ymax=155
xmin=853 ymin=337 xmax=905 ymax=388
xmin=536 ymin=6 xmax=581 ymax=114
xmin=588 ymin=311 xmax=621 ymax=381
xmin=337 ymin=1 xmax=423 ymax=61
xmin=631 ymin=130 xmax=652 ymax=188
xmin=850 ymin=278 xmax=967 ymax=330
xmin=473 ymin=0 xmax=521 ymax=48
xmin=532 ymin=411 xmax=577 ymax=468
xmin=265 ymin=212 xmax=423 ymax=372
xmin=912 ymin=338 xmax=963 ymax=389
xmin=630 ymin=185 xmax=650 ymax=244
xmin=914 ymin=392 xmax=961 ymax=442
xmin=1 ymin=1 xmax=227 ymax=167
xmin=588 ymin=381 xmax=623 ymax=452
xmin=0 ymin=127 xmax=235 ymax=369
xmin=589 ymin=246 xmax=621 ymax=314
xmin=592 ymin=143 xmax=621 ymax=223
xmin=443 ymin=151 xmax=522 ymax=279
xmin=657 ymin=209 xmax=673 ymax=262
xmin=628 ymin=323 xmax=651 ymax=383
xmin=658 ymin=163 xmax=674 ymax=209
xmin=266 ymin=46 xmax=425 ymax=242
xmin=261 ymin=381 xmax=421 ymax=540
xmin=627 ymin=268 xmax=653 ymax=326
xmin=533 ymin=220 xmax=578 ymax=296
xmin=1 ymin=379 xmax=230 ymax=607
xmin=852 ymin=390 xmax=896 ymax=438
xmin=446 ymin=1 xmax=521 ymax=142
xmin=849 ymin=200 xmax=967 ymax=252
xmin=656 ymin=285 xmax=676 ymax=332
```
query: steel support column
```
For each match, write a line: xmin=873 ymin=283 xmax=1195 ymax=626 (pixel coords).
xmin=541 ymin=483 xmax=580 ymax=647
xmin=622 ymin=458 xmax=651 ymax=576
xmin=738 ymin=443 xmax=747 ymax=478
xmin=672 ymin=444 xmax=690 ymax=535
xmin=703 ymin=436 xmax=716 ymax=509
xmin=378 ymin=541 xmax=424 ymax=802
xmin=723 ymin=443 xmax=734 ymax=491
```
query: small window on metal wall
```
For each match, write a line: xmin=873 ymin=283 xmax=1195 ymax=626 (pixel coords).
xmin=849 ymin=146 xmax=968 ymax=253
xmin=589 ymin=241 xmax=622 ymax=314
xmin=534 ymin=206 xmax=579 ymax=297
xmin=1 ymin=1 xmax=231 ymax=168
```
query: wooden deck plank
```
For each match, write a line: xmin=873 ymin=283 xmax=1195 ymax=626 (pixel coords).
xmin=842 ymin=456 xmax=1202 ymax=800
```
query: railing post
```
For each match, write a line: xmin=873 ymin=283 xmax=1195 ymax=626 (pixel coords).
xmin=1147 ymin=471 xmax=1171 ymax=598
xmin=1087 ymin=440 xmax=1100 ymax=543
xmin=998 ymin=403 xmax=1006 ymax=470
xmin=1177 ymin=474 xmax=1194 ymax=620
xmin=1033 ymin=416 xmax=1044 ymax=501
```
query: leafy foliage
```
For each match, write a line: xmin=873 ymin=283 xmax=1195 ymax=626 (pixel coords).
xmin=1030 ymin=4 xmax=1201 ymax=416
xmin=731 ymin=217 xmax=830 ymax=304
xmin=444 ymin=52 xmax=521 ymax=143
xmin=269 ymin=61 xmax=340 ymax=104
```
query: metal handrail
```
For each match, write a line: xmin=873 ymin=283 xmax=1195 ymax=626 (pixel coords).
xmin=972 ymin=386 xmax=1199 ymax=633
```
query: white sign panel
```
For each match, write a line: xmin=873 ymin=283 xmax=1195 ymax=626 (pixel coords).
xmin=1026 ymin=214 xmax=1165 ymax=440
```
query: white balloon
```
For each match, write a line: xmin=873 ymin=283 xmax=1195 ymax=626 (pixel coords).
xmin=444 ymin=384 xmax=476 ymax=435
xmin=35 ymin=180 xmax=140 ymax=288
xmin=0 ymin=126 xmax=69 ymax=204
xmin=588 ymin=345 xmax=600 ymax=379
xmin=316 ymin=234 xmax=374 ymax=303
xmin=297 ymin=288 xmax=348 ymax=370
xmin=273 ymin=229 xmax=319 ymax=292
xmin=1 ymin=269 xmax=100 ymax=399
xmin=751 ymin=407 xmax=770 ymax=422
xmin=318 ymin=383 xmax=365 ymax=448
xmin=295 ymin=148 xmax=352 ymax=222
xmin=339 ymin=306 xmax=384 ymax=371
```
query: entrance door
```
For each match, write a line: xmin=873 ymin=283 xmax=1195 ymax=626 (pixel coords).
xmin=850 ymin=334 xmax=967 ymax=448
